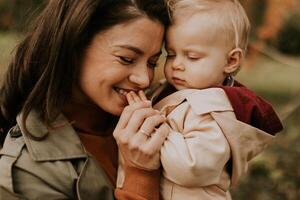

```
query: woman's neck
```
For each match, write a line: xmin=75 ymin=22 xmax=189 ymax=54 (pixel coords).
xmin=62 ymin=99 xmax=116 ymax=136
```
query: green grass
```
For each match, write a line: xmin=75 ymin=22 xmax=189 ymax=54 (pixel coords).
xmin=237 ymin=55 xmax=300 ymax=99
xmin=0 ymin=31 xmax=22 ymax=77
xmin=230 ymin=49 xmax=300 ymax=200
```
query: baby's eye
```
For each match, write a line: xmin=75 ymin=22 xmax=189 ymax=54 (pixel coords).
xmin=166 ymin=52 xmax=176 ymax=58
xmin=118 ymin=56 xmax=134 ymax=65
xmin=187 ymin=56 xmax=200 ymax=61
xmin=187 ymin=52 xmax=204 ymax=61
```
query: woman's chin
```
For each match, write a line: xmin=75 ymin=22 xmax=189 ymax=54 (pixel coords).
xmin=105 ymin=99 xmax=127 ymax=116
xmin=109 ymin=105 xmax=125 ymax=116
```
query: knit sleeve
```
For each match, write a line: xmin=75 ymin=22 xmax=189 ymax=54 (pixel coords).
xmin=115 ymin=166 xmax=160 ymax=200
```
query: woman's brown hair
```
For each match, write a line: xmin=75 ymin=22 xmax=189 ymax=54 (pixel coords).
xmin=0 ymin=0 xmax=170 ymax=144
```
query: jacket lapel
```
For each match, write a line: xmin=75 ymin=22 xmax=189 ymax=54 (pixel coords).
xmin=17 ymin=110 xmax=87 ymax=161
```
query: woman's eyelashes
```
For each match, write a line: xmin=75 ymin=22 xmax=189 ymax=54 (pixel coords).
xmin=148 ymin=56 xmax=160 ymax=68
xmin=148 ymin=62 xmax=158 ymax=68
xmin=116 ymin=55 xmax=158 ymax=68
xmin=118 ymin=56 xmax=134 ymax=65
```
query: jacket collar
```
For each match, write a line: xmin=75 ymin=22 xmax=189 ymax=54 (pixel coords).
xmin=152 ymin=80 xmax=283 ymax=135
xmin=16 ymin=110 xmax=87 ymax=161
xmin=218 ymin=82 xmax=283 ymax=135
xmin=153 ymin=87 xmax=233 ymax=115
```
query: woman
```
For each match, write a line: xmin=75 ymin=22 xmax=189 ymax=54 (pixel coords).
xmin=0 ymin=0 xmax=170 ymax=199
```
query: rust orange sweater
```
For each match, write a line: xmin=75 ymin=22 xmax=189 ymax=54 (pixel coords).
xmin=64 ymin=100 xmax=160 ymax=200
xmin=77 ymin=131 xmax=160 ymax=200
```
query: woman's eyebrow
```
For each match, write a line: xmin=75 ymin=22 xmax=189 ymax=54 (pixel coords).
xmin=114 ymin=45 xmax=144 ymax=55
xmin=152 ymin=51 xmax=162 ymax=57
xmin=114 ymin=45 xmax=162 ymax=57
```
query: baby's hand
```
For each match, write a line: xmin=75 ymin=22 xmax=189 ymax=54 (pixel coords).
xmin=126 ymin=90 xmax=170 ymax=137
xmin=126 ymin=90 xmax=170 ymax=134
xmin=126 ymin=90 xmax=149 ymax=105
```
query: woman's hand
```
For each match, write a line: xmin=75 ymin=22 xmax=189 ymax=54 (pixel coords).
xmin=113 ymin=91 xmax=169 ymax=170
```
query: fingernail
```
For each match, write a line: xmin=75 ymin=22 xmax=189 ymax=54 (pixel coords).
xmin=144 ymin=100 xmax=152 ymax=106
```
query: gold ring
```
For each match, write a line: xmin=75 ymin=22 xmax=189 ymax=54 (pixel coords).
xmin=140 ymin=128 xmax=151 ymax=137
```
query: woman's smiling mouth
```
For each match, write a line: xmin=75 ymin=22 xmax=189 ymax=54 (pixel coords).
xmin=114 ymin=87 xmax=139 ymax=103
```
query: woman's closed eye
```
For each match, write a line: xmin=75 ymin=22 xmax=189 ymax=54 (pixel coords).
xmin=148 ymin=56 xmax=160 ymax=68
xmin=118 ymin=56 xmax=134 ymax=65
xmin=147 ymin=61 xmax=158 ymax=68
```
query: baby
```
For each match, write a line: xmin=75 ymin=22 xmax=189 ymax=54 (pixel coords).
xmin=118 ymin=0 xmax=283 ymax=199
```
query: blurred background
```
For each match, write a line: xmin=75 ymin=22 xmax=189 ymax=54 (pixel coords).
xmin=0 ymin=0 xmax=300 ymax=199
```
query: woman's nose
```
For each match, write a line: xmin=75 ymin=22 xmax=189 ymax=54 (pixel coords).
xmin=128 ymin=66 xmax=151 ymax=88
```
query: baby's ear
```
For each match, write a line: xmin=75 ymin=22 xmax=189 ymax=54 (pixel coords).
xmin=224 ymin=48 xmax=243 ymax=74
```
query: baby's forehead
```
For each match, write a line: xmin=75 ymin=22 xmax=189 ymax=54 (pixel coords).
xmin=165 ymin=24 xmax=232 ymax=55
xmin=171 ymin=6 xmax=233 ymax=36
xmin=167 ymin=11 xmax=235 ymax=47
xmin=171 ymin=1 xmax=226 ymax=19
xmin=169 ymin=0 xmax=250 ymax=50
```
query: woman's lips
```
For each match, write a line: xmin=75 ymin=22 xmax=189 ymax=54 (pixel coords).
xmin=114 ymin=87 xmax=139 ymax=103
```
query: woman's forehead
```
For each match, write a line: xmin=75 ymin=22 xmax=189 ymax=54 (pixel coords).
xmin=91 ymin=17 xmax=164 ymax=54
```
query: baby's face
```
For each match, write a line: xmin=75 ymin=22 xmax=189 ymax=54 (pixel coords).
xmin=165 ymin=12 xmax=232 ymax=90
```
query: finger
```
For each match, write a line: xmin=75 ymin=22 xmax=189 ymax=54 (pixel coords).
xmin=144 ymin=123 xmax=170 ymax=153
xmin=139 ymin=114 xmax=166 ymax=137
xmin=126 ymin=107 xmax=160 ymax=133
xmin=126 ymin=92 xmax=135 ymax=105
xmin=131 ymin=114 xmax=166 ymax=144
xmin=130 ymin=91 xmax=143 ymax=103
xmin=117 ymin=116 xmax=153 ymax=145
xmin=127 ymin=130 xmax=148 ymax=149
xmin=115 ymin=101 xmax=151 ymax=131
xmin=138 ymin=90 xmax=148 ymax=101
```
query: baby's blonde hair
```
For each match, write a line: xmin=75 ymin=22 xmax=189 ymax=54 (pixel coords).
xmin=167 ymin=0 xmax=250 ymax=51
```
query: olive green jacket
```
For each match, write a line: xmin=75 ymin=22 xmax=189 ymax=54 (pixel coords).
xmin=0 ymin=111 xmax=115 ymax=200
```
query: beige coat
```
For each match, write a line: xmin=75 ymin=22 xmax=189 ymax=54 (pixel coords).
xmin=0 ymin=111 xmax=114 ymax=200
xmin=153 ymin=88 xmax=274 ymax=200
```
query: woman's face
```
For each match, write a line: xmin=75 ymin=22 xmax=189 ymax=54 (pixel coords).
xmin=75 ymin=17 xmax=164 ymax=116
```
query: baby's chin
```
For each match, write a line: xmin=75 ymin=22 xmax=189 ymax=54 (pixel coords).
xmin=172 ymin=83 xmax=189 ymax=91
